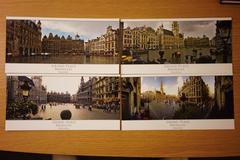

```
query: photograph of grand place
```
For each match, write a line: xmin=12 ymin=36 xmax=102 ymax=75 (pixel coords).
xmin=122 ymin=76 xmax=233 ymax=120
xmin=6 ymin=19 xmax=119 ymax=64
xmin=121 ymin=19 xmax=232 ymax=64
xmin=7 ymin=76 xmax=120 ymax=120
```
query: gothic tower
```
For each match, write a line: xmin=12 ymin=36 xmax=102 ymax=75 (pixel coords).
xmin=160 ymin=80 xmax=165 ymax=95
xmin=172 ymin=21 xmax=180 ymax=49
xmin=157 ymin=24 xmax=164 ymax=49
xmin=31 ymin=76 xmax=42 ymax=89
xmin=172 ymin=21 xmax=179 ymax=36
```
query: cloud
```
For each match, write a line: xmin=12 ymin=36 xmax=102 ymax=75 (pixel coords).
xmin=141 ymin=82 xmax=157 ymax=93
xmin=40 ymin=20 xmax=119 ymax=41
xmin=163 ymin=83 xmax=178 ymax=95
xmin=179 ymin=21 xmax=216 ymax=38
xmin=124 ymin=21 xmax=172 ymax=31
xmin=123 ymin=20 xmax=217 ymax=39
xmin=177 ymin=77 xmax=184 ymax=89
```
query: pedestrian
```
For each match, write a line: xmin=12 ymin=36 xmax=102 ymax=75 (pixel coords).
xmin=111 ymin=102 xmax=116 ymax=113
xmin=180 ymin=93 xmax=187 ymax=112
xmin=88 ymin=105 xmax=92 ymax=111
xmin=159 ymin=50 xmax=164 ymax=60
xmin=176 ymin=51 xmax=181 ymax=63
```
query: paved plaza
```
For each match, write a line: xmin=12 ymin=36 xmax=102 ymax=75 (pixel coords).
xmin=37 ymin=103 xmax=119 ymax=120
xmin=6 ymin=54 xmax=119 ymax=64
xmin=147 ymin=100 xmax=180 ymax=119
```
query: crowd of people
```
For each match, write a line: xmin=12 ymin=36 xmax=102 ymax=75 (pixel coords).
xmin=95 ymin=102 xmax=120 ymax=113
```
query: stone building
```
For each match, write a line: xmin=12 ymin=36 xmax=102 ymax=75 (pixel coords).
xmin=156 ymin=22 xmax=184 ymax=49
xmin=178 ymin=76 xmax=210 ymax=104
xmin=76 ymin=76 xmax=120 ymax=105
xmin=92 ymin=77 xmax=120 ymax=104
xmin=123 ymin=27 xmax=133 ymax=50
xmin=105 ymin=26 xmax=119 ymax=55
xmin=122 ymin=77 xmax=141 ymax=119
xmin=76 ymin=77 xmax=93 ymax=105
xmin=47 ymin=91 xmax=71 ymax=103
xmin=6 ymin=20 xmax=42 ymax=56
xmin=215 ymin=20 xmax=232 ymax=63
xmin=214 ymin=76 xmax=233 ymax=112
xmin=85 ymin=26 xmax=119 ymax=56
xmin=7 ymin=76 xmax=47 ymax=105
xmin=7 ymin=76 xmax=23 ymax=103
xmin=184 ymin=35 xmax=210 ymax=48
xmin=42 ymin=33 xmax=84 ymax=55
xmin=29 ymin=76 xmax=47 ymax=105
xmin=122 ymin=21 xmax=184 ymax=51
xmin=85 ymin=35 xmax=105 ymax=55
xmin=124 ymin=26 xmax=159 ymax=50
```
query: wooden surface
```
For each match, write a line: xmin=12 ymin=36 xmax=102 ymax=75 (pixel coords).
xmin=0 ymin=0 xmax=240 ymax=157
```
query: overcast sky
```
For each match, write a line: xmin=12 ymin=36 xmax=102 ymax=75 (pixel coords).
xmin=141 ymin=76 xmax=215 ymax=96
xmin=41 ymin=76 xmax=90 ymax=95
xmin=123 ymin=20 xmax=218 ymax=39
xmin=40 ymin=20 xmax=119 ymax=41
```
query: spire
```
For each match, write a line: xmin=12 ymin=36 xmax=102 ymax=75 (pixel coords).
xmin=160 ymin=80 xmax=164 ymax=94
xmin=81 ymin=76 xmax=84 ymax=85
xmin=172 ymin=21 xmax=179 ymax=36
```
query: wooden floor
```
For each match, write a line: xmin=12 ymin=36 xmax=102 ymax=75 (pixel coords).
xmin=0 ymin=0 xmax=240 ymax=157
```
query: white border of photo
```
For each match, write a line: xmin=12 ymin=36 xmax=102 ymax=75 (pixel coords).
xmin=122 ymin=119 xmax=234 ymax=130
xmin=6 ymin=64 xmax=120 ymax=75
xmin=6 ymin=120 xmax=120 ymax=131
xmin=121 ymin=63 xmax=233 ymax=76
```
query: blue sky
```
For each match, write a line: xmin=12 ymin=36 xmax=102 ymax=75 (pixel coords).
xmin=40 ymin=20 xmax=119 ymax=41
xmin=141 ymin=76 xmax=215 ymax=96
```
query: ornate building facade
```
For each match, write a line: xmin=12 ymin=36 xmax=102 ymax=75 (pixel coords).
xmin=77 ymin=77 xmax=93 ymax=105
xmin=76 ymin=77 xmax=120 ymax=105
xmin=178 ymin=76 xmax=210 ymax=104
xmin=214 ymin=76 xmax=233 ymax=112
xmin=42 ymin=33 xmax=84 ymax=55
xmin=85 ymin=26 xmax=119 ymax=56
xmin=92 ymin=77 xmax=120 ymax=104
xmin=47 ymin=91 xmax=71 ymax=103
xmin=6 ymin=20 xmax=42 ymax=56
xmin=29 ymin=76 xmax=47 ymax=105
xmin=215 ymin=20 xmax=232 ymax=63
xmin=184 ymin=35 xmax=210 ymax=48
xmin=122 ymin=77 xmax=141 ymax=119
xmin=123 ymin=21 xmax=184 ymax=51
xmin=7 ymin=76 xmax=47 ymax=105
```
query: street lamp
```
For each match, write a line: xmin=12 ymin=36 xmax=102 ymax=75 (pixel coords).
xmin=216 ymin=21 xmax=231 ymax=63
xmin=20 ymin=81 xmax=32 ymax=102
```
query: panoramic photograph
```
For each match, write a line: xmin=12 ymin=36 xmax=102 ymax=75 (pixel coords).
xmin=6 ymin=76 xmax=120 ymax=120
xmin=122 ymin=76 xmax=233 ymax=120
xmin=121 ymin=19 xmax=232 ymax=64
xmin=6 ymin=18 xmax=120 ymax=64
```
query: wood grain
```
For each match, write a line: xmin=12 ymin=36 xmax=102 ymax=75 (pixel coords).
xmin=0 ymin=0 xmax=240 ymax=157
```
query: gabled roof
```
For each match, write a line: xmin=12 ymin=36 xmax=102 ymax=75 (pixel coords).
xmin=163 ymin=29 xmax=174 ymax=36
